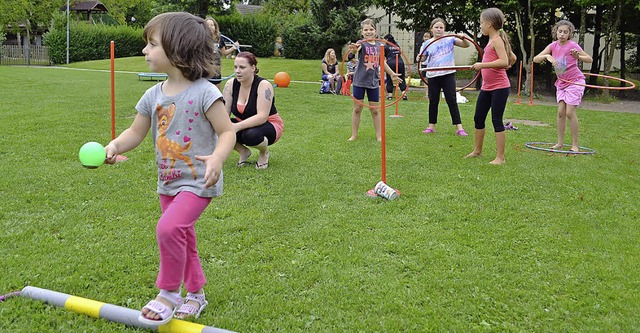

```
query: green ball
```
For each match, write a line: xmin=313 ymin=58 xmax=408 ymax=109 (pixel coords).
xmin=79 ymin=142 xmax=106 ymax=169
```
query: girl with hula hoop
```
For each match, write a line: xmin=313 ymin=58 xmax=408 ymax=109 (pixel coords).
xmin=464 ymin=8 xmax=516 ymax=165
xmin=348 ymin=18 xmax=401 ymax=142
xmin=205 ymin=17 xmax=240 ymax=88
xmin=533 ymin=20 xmax=593 ymax=153
xmin=419 ymin=18 xmax=471 ymax=136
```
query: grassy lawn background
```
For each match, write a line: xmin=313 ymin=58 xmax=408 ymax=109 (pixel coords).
xmin=0 ymin=57 xmax=639 ymax=332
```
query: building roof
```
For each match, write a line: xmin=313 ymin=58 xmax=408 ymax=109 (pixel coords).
xmin=62 ymin=1 xmax=108 ymax=12
xmin=236 ymin=4 xmax=263 ymax=15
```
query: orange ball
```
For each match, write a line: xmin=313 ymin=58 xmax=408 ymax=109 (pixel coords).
xmin=274 ymin=72 xmax=290 ymax=87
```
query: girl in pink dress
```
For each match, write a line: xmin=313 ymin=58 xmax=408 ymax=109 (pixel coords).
xmin=533 ymin=20 xmax=593 ymax=152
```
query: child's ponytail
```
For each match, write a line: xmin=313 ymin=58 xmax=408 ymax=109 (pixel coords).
xmin=498 ymin=29 xmax=515 ymax=65
xmin=482 ymin=8 xmax=515 ymax=65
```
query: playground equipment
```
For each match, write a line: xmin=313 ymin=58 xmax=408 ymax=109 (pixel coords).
xmin=2 ymin=286 xmax=236 ymax=333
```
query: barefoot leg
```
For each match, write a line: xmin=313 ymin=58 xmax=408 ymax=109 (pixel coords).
xmin=566 ymin=104 xmax=579 ymax=152
xmin=554 ymin=102 xmax=567 ymax=149
xmin=349 ymin=101 xmax=363 ymax=141
xmin=490 ymin=131 xmax=506 ymax=164
xmin=464 ymin=128 xmax=485 ymax=158
xmin=369 ymin=101 xmax=381 ymax=141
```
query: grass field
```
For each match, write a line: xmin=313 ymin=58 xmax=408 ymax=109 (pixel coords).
xmin=1 ymin=57 xmax=639 ymax=332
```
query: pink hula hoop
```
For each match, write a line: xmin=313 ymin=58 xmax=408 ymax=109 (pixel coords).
xmin=558 ymin=72 xmax=636 ymax=90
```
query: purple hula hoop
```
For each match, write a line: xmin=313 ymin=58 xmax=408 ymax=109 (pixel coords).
xmin=525 ymin=142 xmax=595 ymax=155
xmin=0 ymin=291 xmax=21 ymax=302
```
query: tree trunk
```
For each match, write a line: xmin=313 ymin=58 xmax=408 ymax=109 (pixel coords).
xmin=620 ymin=28 xmax=625 ymax=80
xmin=602 ymin=2 xmax=622 ymax=98
xmin=17 ymin=32 xmax=22 ymax=56
xmin=589 ymin=5 xmax=603 ymax=85
xmin=579 ymin=7 xmax=587 ymax=70
xmin=514 ymin=10 xmax=527 ymax=97
xmin=517 ymin=0 xmax=535 ymax=98
xmin=196 ymin=1 xmax=209 ymax=18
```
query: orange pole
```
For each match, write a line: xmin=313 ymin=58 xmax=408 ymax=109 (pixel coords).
xmin=528 ymin=61 xmax=534 ymax=106
xmin=379 ymin=45 xmax=386 ymax=183
xmin=515 ymin=60 xmax=522 ymax=104
xmin=110 ymin=41 xmax=116 ymax=140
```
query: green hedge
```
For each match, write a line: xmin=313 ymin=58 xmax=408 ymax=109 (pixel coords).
xmin=43 ymin=13 xmax=326 ymax=63
xmin=217 ymin=14 xmax=278 ymax=58
xmin=281 ymin=16 xmax=324 ymax=60
xmin=44 ymin=24 xmax=144 ymax=64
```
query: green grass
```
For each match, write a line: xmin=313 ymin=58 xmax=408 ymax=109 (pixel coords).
xmin=1 ymin=58 xmax=639 ymax=332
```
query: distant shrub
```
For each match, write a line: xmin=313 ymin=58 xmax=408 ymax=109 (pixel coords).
xmin=44 ymin=23 xmax=144 ymax=64
xmin=217 ymin=13 xmax=278 ymax=58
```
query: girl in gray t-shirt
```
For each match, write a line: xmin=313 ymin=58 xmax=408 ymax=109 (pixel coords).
xmin=103 ymin=12 xmax=236 ymax=326
xmin=347 ymin=18 xmax=401 ymax=142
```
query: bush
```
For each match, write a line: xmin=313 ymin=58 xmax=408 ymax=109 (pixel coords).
xmin=281 ymin=14 xmax=324 ymax=59
xmin=44 ymin=23 xmax=144 ymax=64
xmin=217 ymin=13 xmax=278 ymax=58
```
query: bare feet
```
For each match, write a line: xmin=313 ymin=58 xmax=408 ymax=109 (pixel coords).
xmin=489 ymin=158 xmax=505 ymax=165
xmin=376 ymin=137 xmax=382 ymax=142
xmin=256 ymin=152 xmax=269 ymax=170
xmin=464 ymin=151 xmax=481 ymax=159
xmin=570 ymin=146 xmax=579 ymax=152
xmin=550 ymin=143 xmax=564 ymax=149
xmin=348 ymin=136 xmax=357 ymax=141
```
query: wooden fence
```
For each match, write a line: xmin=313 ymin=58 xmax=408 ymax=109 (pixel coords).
xmin=0 ymin=45 xmax=51 ymax=66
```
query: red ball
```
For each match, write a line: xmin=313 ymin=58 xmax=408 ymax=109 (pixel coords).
xmin=274 ymin=72 xmax=290 ymax=87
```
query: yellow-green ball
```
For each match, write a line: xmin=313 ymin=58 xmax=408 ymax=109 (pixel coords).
xmin=79 ymin=142 xmax=106 ymax=169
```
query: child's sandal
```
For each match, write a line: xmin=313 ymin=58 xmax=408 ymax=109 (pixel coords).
xmin=138 ymin=289 xmax=183 ymax=326
xmin=175 ymin=292 xmax=208 ymax=319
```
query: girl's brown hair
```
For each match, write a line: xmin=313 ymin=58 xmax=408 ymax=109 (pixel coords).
xmin=429 ymin=18 xmax=447 ymax=32
xmin=360 ymin=18 xmax=376 ymax=30
xmin=205 ymin=16 xmax=221 ymax=41
xmin=143 ymin=12 xmax=217 ymax=81
xmin=481 ymin=8 xmax=515 ymax=64
xmin=551 ymin=20 xmax=576 ymax=40
xmin=236 ymin=51 xmax=260 ymax=74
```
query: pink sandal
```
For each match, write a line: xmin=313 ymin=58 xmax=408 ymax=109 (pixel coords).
xmin=175 ymin=292 xmax=208 ymax=319
xmin=422 ymin=127 xmax=435 ymax=134
xmin=456 ymin=129 xmax=468 ymax=136
xmin=138 ymin=289 xmax=183 ymax=326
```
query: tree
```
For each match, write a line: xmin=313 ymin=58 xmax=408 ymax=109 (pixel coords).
xmin=0 ymin=0 xmax=64 ymax=50
xmin=310 ymin=0 xmax=370 ymax=58
xmin=263 ymin=0 xmax=309 ymax=14
xmin=152 ymin=0 xmax=233 ymax=18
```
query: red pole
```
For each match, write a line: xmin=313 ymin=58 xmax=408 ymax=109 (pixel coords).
xmin=515 ymin=60 xmax=522 ymax=104
xmin=528 ymin=61 xmax=534 ymax=106
xmin=379 ymin=45 xmax=387 ymax=183
xmin=110 ymin=41 xmax=116 ymax=140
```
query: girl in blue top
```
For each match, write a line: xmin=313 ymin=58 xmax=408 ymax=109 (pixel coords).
xmin=419 ymin=18 xmax=470 ymax=136
xmin=348 ymin=18 xmax=401 ymax=142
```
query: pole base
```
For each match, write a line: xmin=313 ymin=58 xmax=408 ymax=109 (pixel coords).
xmin=365 ymin=188 xmax=401 ymax=199
xmin=389 ymin=114 xmax=404 ymax=118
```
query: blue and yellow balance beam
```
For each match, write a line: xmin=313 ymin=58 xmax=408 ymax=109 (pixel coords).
xmin=21 ymin=286 xmax=236 ymax=333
